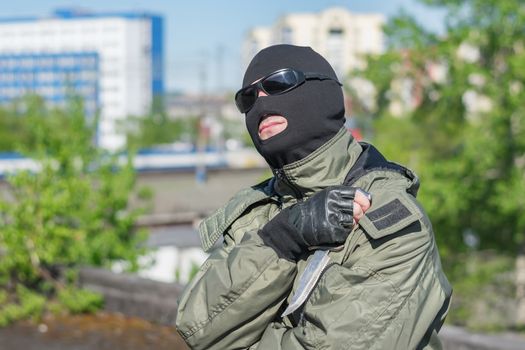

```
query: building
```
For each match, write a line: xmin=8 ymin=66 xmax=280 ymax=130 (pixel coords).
xmin=0 ymin=8 xmax=164 ymax=150
xmin=242 ymin=7 xmax=384 ymax=79
xmin=0 ymin=52 xmax=100 ymax=117
xmin=166 ymin=93 xmax=239 ymax=121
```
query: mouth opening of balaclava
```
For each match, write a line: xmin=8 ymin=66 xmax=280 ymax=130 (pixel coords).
xmin=242 ymin=44 xmax=345 ymax=169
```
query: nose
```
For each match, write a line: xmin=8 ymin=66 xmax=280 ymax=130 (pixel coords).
xmin=258 ymin=89 xmax=268 ymax=97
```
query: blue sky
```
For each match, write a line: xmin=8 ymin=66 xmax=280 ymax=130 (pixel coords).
xmin=2 ymin=0 xmax=445 ymax=93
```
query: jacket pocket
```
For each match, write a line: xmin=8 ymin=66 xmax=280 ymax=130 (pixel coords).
xmin=300 ymin=263 xmax=399 ymax=349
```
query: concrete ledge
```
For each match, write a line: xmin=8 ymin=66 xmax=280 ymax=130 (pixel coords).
xmin=441 ymin=325 xmax=525 ymax=350
xmin=136 ymin=212 xmax=199 ymax=227
xmin=79 ymin=267 xmax=185 ymax=325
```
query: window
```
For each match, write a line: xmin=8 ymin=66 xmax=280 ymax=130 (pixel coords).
xmin=329 ymin=28 xmax=344 ymax=35
xmin=327 ymin=27 xmax=345 ymax=76
xmin=281 ymin=27 xmax=293 ymax=44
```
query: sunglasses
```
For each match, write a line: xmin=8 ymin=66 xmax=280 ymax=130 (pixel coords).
xmin=235 ymin=68 xmax=342 ymax=113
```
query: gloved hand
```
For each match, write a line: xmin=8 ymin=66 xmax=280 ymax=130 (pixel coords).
xmin=258 ymin=186 xmax=371 ymax=261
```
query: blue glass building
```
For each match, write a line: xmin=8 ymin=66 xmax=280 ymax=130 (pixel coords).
xmin=0 ymin=9 xmax=164 ymax=149
xmin=0 ymin=52 xmax=99 ymax=115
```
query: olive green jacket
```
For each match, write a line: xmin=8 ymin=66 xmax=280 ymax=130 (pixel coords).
xmin=176 ymin=128 xmax=452 ymax=350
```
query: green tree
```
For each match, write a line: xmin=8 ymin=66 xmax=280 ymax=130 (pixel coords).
xmin=0 ymin=99 xmax=35 ymax=152
xmin=350 ymin=0 xmax=525 ymax=327
xmin=0 ymin=96 xmax=147 ymax=325
xmin=123 ymin=97 xmax=199 ymax=150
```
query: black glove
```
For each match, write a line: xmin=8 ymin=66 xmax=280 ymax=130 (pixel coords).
xmin=258 ymin=185 xmax=358 ymax=261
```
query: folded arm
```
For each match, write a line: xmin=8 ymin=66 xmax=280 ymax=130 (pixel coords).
xmin=175 ymin=231 xmax=297 ymax=350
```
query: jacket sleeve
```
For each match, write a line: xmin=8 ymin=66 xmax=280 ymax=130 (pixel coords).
xmin=175 ymin=230 xmax=297 ymax=350
xmin=254 ymin=192 xmax=451 ymax=350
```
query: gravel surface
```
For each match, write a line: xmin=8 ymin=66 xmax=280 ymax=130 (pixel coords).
xmin=0 ymin=312 xmax=189 ymax=350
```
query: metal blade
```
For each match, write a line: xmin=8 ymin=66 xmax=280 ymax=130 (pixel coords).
xmin=281 ymin=249 xmax=331 ymax=317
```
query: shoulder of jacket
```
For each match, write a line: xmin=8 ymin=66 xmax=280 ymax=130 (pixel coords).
xmin=358 ymin=190 xmax=428 ymax=240
xmin=345 ymin=142 xmax=420 ymax=197
xmin=198 ymin=177 xmax=274 ymax=252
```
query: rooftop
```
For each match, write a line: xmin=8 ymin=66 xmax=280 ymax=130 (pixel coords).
xmin=0 ymin=8 xmax=161 ymax=24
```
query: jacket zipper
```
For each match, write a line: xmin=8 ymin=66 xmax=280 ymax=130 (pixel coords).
xmin=273 ymin=168 xmax=304 ymax=202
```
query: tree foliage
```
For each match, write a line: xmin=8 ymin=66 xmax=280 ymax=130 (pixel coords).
xmin=350 ymin=0 xmax=525 ymax=328
xmin=0 ymin=96 xmax=147 ymax=325
xmin=0 ymin=101 xmax=35 ymax=152
xmin=352 ymin=0 xmax=525 ymax=260
xmin=123 ymin=97 xmax=199 ymax=150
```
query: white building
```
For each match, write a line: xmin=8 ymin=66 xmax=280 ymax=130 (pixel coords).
xmin=0 ymin=8 xmax=164 ymax=150
xmin=242 ymin=7 xmax=384 ymax=79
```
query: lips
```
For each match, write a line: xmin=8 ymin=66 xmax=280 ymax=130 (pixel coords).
xmin=258 ymin=114 xmax=286 ymax=134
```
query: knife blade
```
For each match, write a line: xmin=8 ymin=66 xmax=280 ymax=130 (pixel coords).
xmin=281 ymin=249 xmax=331 ymax=317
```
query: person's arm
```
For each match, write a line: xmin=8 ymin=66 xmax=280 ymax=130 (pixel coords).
xmin=254 ymin=192 xmax=451 ymax=350
xmin=175 ymin=230 xmax=296 ymax=350
xmin=176 ymin=186 xmax=373 ymax=350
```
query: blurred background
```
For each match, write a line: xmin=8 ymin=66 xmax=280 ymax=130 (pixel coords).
xmin=0 ymin=0 xmax=524 ymax=349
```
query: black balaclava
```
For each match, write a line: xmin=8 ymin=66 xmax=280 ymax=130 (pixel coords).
xmin=242 ymin=44 xmax=345 ymax=169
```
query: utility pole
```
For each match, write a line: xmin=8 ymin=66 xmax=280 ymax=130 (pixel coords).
xmin=216 ymin=45 xmax=224 ymax=92
xmin=195 ymin=54 xmax=208 ymax=184
xmin=215 ymin=45 xmax=225 ymax=155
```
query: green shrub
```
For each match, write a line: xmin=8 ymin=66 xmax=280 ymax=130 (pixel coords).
xmin=57 ymin=288 xmax=104 ymax=314
xmin=0 ymin=96 xmax=147 ymax=325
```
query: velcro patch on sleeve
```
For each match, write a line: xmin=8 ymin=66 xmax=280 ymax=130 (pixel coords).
xmin=198 ymin=183 xmax=272 ymax=252
xmin=366 ymin=198 xmax=411 ymax=230
xmin=359 ymin=193 xmax=422 ymax=240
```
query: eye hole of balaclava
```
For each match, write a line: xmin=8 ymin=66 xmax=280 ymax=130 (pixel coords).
xmin=242 ymin=44 xmax=345 ymax=169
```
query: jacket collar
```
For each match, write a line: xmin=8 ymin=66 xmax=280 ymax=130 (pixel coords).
xmin=272 ymin=127 xmax=362 ymax=204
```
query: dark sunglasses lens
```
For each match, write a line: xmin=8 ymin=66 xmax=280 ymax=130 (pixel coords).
xmin=235 ymin=86 xmax=258 ymax=112
xmin=262 ymin=70 xmax=299 ymax=94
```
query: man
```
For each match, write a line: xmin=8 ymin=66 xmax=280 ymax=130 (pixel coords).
xmin=176 ymin=44 xmax=452 ymax=349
